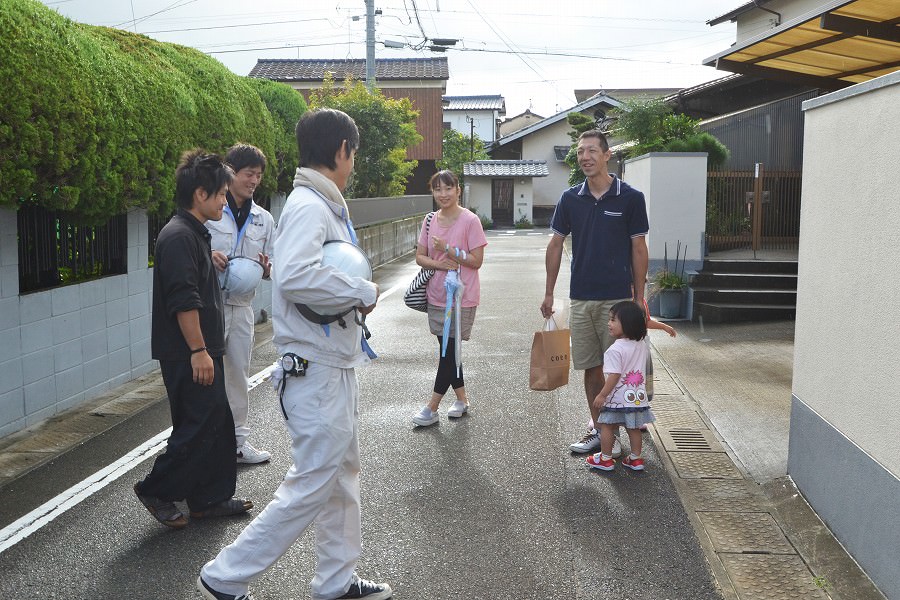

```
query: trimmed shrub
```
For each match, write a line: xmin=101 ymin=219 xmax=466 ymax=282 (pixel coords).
xmin=1 ymin=0 xmax=306 ymax=222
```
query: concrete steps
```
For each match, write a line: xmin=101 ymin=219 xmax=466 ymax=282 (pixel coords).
xmin=691 ymin=259 xmax=798 ymax=323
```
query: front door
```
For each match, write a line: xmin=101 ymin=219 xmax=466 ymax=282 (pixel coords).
xmin=492 ymin=179 xmax=514 ymax=227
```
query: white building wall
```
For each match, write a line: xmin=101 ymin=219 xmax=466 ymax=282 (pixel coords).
xmin=466 ymin=180 xmax=493 ymax=222
xmin=734 ymin=0 xmax=829 ymax=43
xmin=445 ymin=110 xmax=497 ymax=144
xmin=622 ymin=152 xmax=707 ymax=273
xmin=789 ymin=71 xmax=900 ymax=600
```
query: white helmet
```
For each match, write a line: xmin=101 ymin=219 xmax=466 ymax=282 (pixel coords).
xmin=304 ymin=241 xmax=372 ymax=316
xmin=218 ymin=256 xmax=264 ymax=296
xmin=322 ymin=240 xmax=372 ymax=280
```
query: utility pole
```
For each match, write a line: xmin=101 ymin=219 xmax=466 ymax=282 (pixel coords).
xmin=466 ymin=115 xmax=475 ymax=161
xmin=365 ymin=0 xmax=375 ymax=90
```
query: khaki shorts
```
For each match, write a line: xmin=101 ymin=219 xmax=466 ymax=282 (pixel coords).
xmin=427 ymin=304 xmax=477 ymax=341
xmin=569 ymin=298 xmax=630 ymax=370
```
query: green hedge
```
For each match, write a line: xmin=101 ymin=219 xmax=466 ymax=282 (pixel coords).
xmin=0 ymin=0 xmax=306 ymax=223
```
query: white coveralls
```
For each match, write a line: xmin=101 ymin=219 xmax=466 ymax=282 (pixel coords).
xmin=205 ymin=201 xmax=275 ymax=448
xmin=201 ymin=185 xmax=378 ymax=600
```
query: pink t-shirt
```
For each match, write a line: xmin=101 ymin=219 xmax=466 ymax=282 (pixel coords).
xmin=418 ymin=209 xmax=487 ymax=308
xmin=601 ymin=338 xmax=650 ymax=410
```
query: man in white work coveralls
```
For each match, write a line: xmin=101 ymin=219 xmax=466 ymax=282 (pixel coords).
xmin=197 ymin=109 xmax=392 ymax=600
xmin=206 ymin=143 xmax=275 ymax=464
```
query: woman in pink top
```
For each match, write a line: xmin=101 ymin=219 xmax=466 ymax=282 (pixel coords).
xmin=411 ymin=170 xmax=487 ymax=426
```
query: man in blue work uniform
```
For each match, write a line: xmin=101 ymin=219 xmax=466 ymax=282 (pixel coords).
xmin=207 ymin=143 xmax=276 ymax=465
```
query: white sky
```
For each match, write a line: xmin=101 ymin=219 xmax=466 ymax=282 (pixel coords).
xmin=40 ymin=0 xmax=742 ymax=118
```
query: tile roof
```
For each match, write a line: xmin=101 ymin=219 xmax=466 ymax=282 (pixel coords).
xmin=463 ymin=160 xmax=549 ymax=177
xmin=248 ymin=58 xmax=449 ymax=81
xmin=493 ymin=93 xmax=623 ymax=148
xmin=443 ymin=95 xmax=506 ymax=113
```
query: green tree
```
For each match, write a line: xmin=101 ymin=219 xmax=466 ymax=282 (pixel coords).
xmin=309 ymin=76 xmax=422 ymax=198
xmin=437 ymin=128 xmax=488 ymax=183
xmin=611 ymin=97 xmax=729 ymax=168
xmin=248 ymin=78 xmax=308 ymax=199
xmin=564 ymin=112 xmax=602 ymax=186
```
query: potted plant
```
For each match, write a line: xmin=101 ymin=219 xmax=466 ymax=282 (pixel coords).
xmin=652 ymin=241 xmax=687 ymax=318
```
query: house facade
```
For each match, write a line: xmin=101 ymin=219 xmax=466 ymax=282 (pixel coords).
xmin=248 ymin=58 xmax=449 ymax=194
xmin=442 ymin=95 xmax=505 ymax=145
xmin=490 ymin=94 xmax=623 ymax=225
xmin=462 ymin=160 xmax=549 ymax=228
xmin=497 ymin=109 xmax=544 ymax=137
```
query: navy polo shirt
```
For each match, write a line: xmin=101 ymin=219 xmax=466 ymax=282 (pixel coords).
xmin=549 ymin=175 xmax=649 ymax=301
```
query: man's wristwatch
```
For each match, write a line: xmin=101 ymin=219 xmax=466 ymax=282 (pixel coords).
xmin=190 ymin=346 xmax=207 ymax=354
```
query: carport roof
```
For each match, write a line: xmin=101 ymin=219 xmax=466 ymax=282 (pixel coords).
xmin=703 ymin=0 xmax=900 ymax=90
xmin=463 ymin=160 xmax=549 ymax=177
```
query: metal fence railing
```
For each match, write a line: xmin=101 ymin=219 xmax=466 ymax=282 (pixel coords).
xmin=706 ymin=167 xmax=802 ymax=253
xmin=17 ymin=206 xmax=127 ymax=294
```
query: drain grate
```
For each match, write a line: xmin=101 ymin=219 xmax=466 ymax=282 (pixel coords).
xmin=669 ymin=451 xmax=743 ymax=479
xmin=720 ymin=554 xmax=829 ymax=600
xmin=653 ymin=410 xmax=708 ymax=430
xmin=657 ymin=428 xmax=723 ymax=453
xmin=697 ymin=511 xmax=794 ymax=554
xmin=682 ymin=479 xmax=760 ymax=513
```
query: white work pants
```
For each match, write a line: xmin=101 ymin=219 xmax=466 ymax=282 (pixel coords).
xmin=201 ymin=362 xmax=362 ymax=600
xmin=223 ymin=304 xmax=255 ymax=447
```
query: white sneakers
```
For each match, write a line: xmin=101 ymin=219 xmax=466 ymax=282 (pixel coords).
xmin=447 ymin=400 xmax=469 ymax=418
xmin=569 ymin=430 xmax=622 ymax=457
xmin=236 ymin=442 xmax=271 ymax=464
xmin=412 ymin=406 xmax=439 ymax=426
xmin=412 ymin=401 xmax=469 ymax=426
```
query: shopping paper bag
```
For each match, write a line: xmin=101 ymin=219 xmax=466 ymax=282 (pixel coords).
xmin=529 ymin=318 xmax=570 ymax=391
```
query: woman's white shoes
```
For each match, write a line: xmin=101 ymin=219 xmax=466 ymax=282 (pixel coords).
xmin=412 ymin=402 xmax=469 ymax=425
xmin=412 ymin=406 xmax=439 ymax=426
xmin=447 ymin=400 xmax=469 ymax=418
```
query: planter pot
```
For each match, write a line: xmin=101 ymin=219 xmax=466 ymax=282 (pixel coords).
xmin=658 ymin=289 xmax=684 ymax=318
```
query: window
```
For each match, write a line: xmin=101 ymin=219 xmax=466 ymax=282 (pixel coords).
xmin=554 ymin=146 xmax=571 ymax=162
xmin=18 ymin=205 xmax=127 ymax=293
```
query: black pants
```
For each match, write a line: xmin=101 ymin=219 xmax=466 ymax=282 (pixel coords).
xmin=433 ymin=336 xmax=464 ymax=395
xmin=137 ymin=357 xmax=237 ymax=511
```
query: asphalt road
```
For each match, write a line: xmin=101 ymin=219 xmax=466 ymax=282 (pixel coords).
xmin=0 ymin=229 xmax=721 ymax=600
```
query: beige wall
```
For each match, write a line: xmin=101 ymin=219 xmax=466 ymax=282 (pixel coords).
xmin=793 ymin=74 xmax=900 ymax=474
xmin=521 ymin=124 xmax=572 ymax=207
xmin=466 ymin=180 xmax=493 ymax=222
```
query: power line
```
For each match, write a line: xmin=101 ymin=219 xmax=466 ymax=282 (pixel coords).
xmin=205 ymin=42 xmax=352 ymax=55
xmin=113 ymin=0 xmax=198 ymax=29
xmin=140 ymin=17 xmax=333 ymax=35
xmin=435 ymin=45 xmax=705 ymax=67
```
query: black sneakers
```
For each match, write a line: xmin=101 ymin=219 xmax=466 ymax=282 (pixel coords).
xmin=196 ymin=573 xmax=390 ymax=600
xmin=196 ymin=576 xmax=255 ymax=600
xmin=335 ymin=577 xmax=393 ymax=599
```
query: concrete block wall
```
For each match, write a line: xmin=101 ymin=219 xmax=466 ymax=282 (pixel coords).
xmin=0 ymin=194 xmax=425 ymax=439
xmin=0 ymin=208 xmax=156 ymax=438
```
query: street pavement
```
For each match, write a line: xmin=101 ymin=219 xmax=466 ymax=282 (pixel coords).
xmin=0 ymin=229 xmax=882 ymax=599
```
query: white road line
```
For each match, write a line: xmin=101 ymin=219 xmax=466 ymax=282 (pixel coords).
xmin=0 ymin=364 xmax=276 ymax=555
xmin=0 ymin=269 xmax=412 ymax=553
xmin=0 ymin=428 xmax=171 ymax=554
xmin=379 ymin=281 xmax=405 ymax=300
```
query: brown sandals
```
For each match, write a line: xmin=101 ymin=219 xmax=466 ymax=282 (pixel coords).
xmin=133 ymin=483 xmax=189 ymax=529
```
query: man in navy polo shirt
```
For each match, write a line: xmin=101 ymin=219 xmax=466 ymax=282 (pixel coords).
xmin=540 ymin=129 xmax=649 ymax=455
